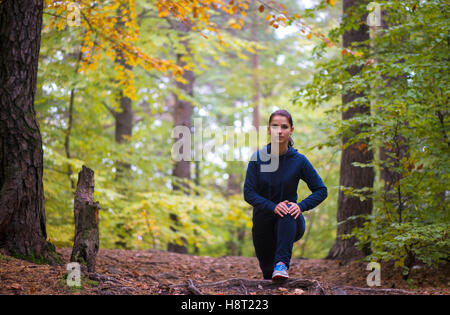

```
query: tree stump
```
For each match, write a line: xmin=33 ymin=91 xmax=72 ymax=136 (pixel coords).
xmin=70 ymin=166 xmax=100 ymax=272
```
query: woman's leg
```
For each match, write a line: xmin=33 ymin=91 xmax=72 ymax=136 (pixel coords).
xmin=252 ymin=214 xmax=277 ymax=280
xmin=252 ymin=212 xmax=306 ymax=278
xmin=273 ymin=215 xmax=298 ymax=269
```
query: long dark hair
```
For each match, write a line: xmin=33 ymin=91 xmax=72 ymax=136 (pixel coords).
xmin=268 ymin=109 xmax=294 ymax=147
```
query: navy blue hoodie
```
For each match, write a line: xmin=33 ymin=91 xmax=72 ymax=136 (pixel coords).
xmin=243 ymin=143 xmax=328 ymax=215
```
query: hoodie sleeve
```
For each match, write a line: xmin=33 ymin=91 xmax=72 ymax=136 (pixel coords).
xmin=243 ymin=159 xmax=277 ymax=213
xmin=297 ymin=156 xmax=328 ymax=212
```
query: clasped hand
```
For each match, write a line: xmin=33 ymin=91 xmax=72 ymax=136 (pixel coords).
xmin=274 ymin=200 xmax=301 ymax=219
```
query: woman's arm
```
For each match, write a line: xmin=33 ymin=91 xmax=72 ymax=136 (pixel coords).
xmin=297 ymin=156 xmax=328 ymax=212
xmin=243 ymin=159 xmax=277 ymax=213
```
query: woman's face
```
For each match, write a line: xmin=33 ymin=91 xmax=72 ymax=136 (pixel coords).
xmin=268 ymin=115 xmax=293 ymax=146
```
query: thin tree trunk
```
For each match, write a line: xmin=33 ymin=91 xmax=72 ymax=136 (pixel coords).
xmin=0 ymin=0 xmax=58 ymax=263
xmin=326 ymin=0 xmax=374 ymax=261
xmin=111 ymin=4 xmax=134 ymax=249
xmin=114 ymin=87 xmax=133 ymax=178
xmin=65 ymin=87 xmax=76 ymax=189
xmin=250 ymin=10 xmax=261 ymax=149
xmin=111 ymin=73 xmax=133 ymax=250
xmin=168 ymin=21 xmax=195 ymax=254
xmin=114 ymin=5 xmax=133 ymax=175
xmin=377 ymin=10 xmax=410 ymax=216
xmin=64 ymin=47 xmax=83 ymax=190
xmin=376 ymin=9 xmax=412 ymax=275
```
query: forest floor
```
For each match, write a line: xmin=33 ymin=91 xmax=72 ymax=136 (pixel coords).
xmin=0 ymin=248 xmax=448 ymax=295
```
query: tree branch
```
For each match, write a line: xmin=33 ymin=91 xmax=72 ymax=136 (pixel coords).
xmin=101 ymin=101 xmax=117 ymax=117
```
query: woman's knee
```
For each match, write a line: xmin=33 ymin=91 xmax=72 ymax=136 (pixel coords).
xmin=294 ymin=214 xmax=306 ymax=241
xmin=278 ymin=214 xmax=297 ymax=225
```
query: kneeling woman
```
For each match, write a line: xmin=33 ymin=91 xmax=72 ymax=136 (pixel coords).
xmin=243 ymin=109 xmax=328 ymax=280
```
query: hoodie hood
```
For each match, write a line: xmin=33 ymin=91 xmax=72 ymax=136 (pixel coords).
xmin=266 ymin=142 xmax=298 ymax=157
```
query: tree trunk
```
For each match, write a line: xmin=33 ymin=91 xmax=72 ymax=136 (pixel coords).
xmin=64 ymin=47 xmax=83 ymax=190
xmin=111 ymin=85 xmax=133 ymax=250
xmin=168 ymin=21 xmax=195 ymax=254
xmin=326 ymin=0 xmax=374 ymax=261
xmin=111 ymin=4 xmax=134 ymax=249
xmin=0 ymin=0 xmax=59 ymax=263
xmin=114 ymin=90 xmax=133 ymax=148
xmin=250 ymin=9 xmax=261 ymax=151
xmin=114 ymin=4 xmax=133 ymax=175
xmin=70 ymin=166 xmax=100 ymax=273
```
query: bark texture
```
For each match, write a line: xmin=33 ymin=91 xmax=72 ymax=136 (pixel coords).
xmin=326 ymin=0 xmax=374 ymax=261
xmin=70 ymin=166 xmax=100 ymax=272
xmin=0 ymin=0 xmax=57 ymax=262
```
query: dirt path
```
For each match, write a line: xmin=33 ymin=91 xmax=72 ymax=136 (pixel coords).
xmin=0 ymin=248 xmax=448 ymax=295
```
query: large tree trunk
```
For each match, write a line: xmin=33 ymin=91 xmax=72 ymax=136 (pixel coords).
xmin=168 ymin=22 xmax=195 ymax=254
xmin=0 ymin=0 xmax=57 ymax=263
xmin=326 ymin=0 xmax=374 ymax=261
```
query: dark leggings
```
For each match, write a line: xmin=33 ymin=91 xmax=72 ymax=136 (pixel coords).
xmin=252 ymin=211 xmax=306 ymax=280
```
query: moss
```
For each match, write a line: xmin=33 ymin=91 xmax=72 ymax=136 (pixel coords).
xmin=58 ymin=272 xmax=98 ymax=293
xmin=12 ymin=253 xmax=48 ymax=265
xmin=11 ymin=246 xmax=63 ymax=265
xmin=58 ymin=273 xmax=83 ymax=293
xmin=46 ymin=241 xmax=63 ymax=265
xmin=83 ymin=276 xmax=99 ymax=287
xmin=79 ymin=255 xmax=87 ymax=266
xmin=9 ymin=241 xmax=62 ymax=265
xmin=72 ymin=244 xmax=88 ymax=266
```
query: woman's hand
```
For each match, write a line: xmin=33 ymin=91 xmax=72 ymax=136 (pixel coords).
xmin=274 ymin=200 xmax=290 ymax=217
xmin=287 ymin=202 xmax=301 ymax=219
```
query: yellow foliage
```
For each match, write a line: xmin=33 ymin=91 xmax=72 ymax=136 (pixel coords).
xmin=43 ymin=0 xmax=357 ymax=114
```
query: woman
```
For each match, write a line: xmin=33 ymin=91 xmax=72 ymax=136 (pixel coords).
xmin=243 ymin=109 xmax=328 ymax=280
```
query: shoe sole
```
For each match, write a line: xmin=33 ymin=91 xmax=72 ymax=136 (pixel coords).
xmin=272 ymin=273 xmax=289 ymax=281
